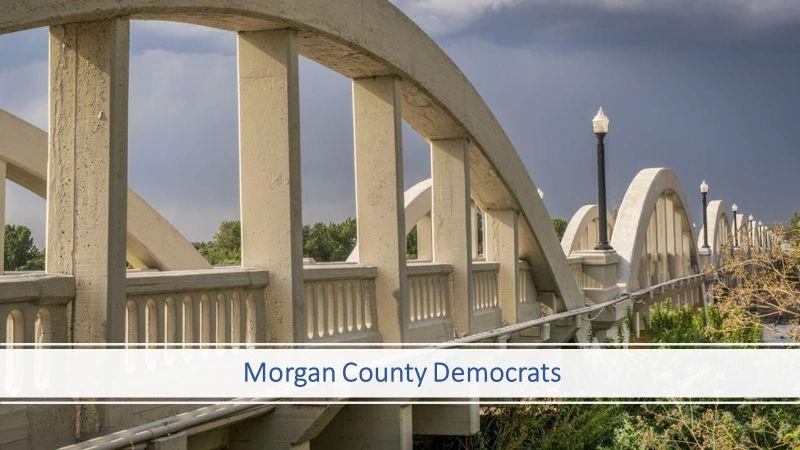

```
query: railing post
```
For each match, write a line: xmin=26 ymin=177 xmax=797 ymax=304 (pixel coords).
xmin=431 ymin=138 xmax=473 ymax=337
xmin=0 ymin=159 xmax=5 ymax=274
xmin=484 ymin=209 xmax=518 ymax=328
xmin=353 ymin=75 xmax=407 ymax=343
xmin=238 ymin=29 xmax=303 ymax=343
xmin=48 ymin=19 xmax=129 ymax=344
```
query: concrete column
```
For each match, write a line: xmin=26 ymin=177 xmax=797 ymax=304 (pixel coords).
xmin=48 ymin=19 xmax=129 ymax=344
xmin=431 ymin=138 xmax=473 ymax=336
xmin=484 ymin=209 xmax=518 ymax=326
xmin=415 ymin=214 xmax=432 ymax=261
xmin=353 ymin=76 xmax=406 ymax=343
xmin=238 ymin=29 xmax=303 ymax=343
xmin=0 ymin=159 xmax=5 ymax=274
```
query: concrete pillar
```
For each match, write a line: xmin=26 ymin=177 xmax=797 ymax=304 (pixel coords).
xmin=353 ymin=76 xmax=406 ymax=343
xmin=416 ymin=214 xmax=432 ymax=261
xmin=431 ymin=138 xmax=473 ymax=336
xmin=238 ymin=29 xmax=303 ymax=343
xmin=484 ymin=209 xmax=518 ymax=326
xmin=0 ymin=159 xmax=5 ymax=274
xmin=470 ymin=202 xmax=479 ymax=260
xmin=48 ymin=19 xmax=129 ymax=344
xmin=313 ymin=405 xmax=412 ymax=450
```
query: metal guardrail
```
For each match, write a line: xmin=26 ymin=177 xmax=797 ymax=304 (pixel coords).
xmin=62 ymin=400 xmax=276 ymax=450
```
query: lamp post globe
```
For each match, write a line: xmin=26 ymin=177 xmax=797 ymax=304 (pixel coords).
xmin=592 ymin=107 xmax=612 ymax=251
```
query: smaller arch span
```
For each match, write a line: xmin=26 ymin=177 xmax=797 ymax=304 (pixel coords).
xmin=561 ymin=204 xmax=615 ymax=256
xmin=610 ymin=168 xmax=700 ymax=291
xmin=697 ymin=200 xmax=730 ymax=268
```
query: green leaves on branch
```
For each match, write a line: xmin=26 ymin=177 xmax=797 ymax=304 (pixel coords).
xmin=4 ymin=224 xmax=44 ymax=271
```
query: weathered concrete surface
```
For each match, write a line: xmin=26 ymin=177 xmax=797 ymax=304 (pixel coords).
xmin=238 ymin=29 xmax=302 ymax=342
xmin=0 ymin=108 xmax=210 ymax=271
xmin=353 ymin=75 xmax=407 ymax=343
xmin=0 ymin=0 xmax=582 ymax=318
xmin=431 ymin=138 xmax=472 ymax=336
xmin=48 ymin=19 xmax=130 ymax=345
xmin=485 ymin=209 xmax=519 ymax=326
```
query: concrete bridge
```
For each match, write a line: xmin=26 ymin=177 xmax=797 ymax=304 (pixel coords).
xmin=0 ymin=0 xmax=782 ymax=448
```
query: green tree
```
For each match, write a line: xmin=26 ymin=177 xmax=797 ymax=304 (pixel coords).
xmin=303 ymin=218 xmax=357 ymax=262
xmin=4 ymin=224 xmax=45 ymax=271
xmin=195 ymin=220 xmax=241 ymax=266
xmin=552 ymin=218 xmax=568 ymax=240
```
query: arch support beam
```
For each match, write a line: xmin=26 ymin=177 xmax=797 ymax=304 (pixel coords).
xmin=431 ymin=138 xmax=473 ymax=336
xmin=353 ymin=75 xmax=406 ymax=343
xmin=47 ymin=19 xmax=130 ymax=344
xmin=238 ymin=29 xmax=302 ymax=343
xmin=485 ymin=209 xmax=519 ymax=327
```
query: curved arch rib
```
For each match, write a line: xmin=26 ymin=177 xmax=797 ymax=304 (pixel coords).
xmin=610 ymin=168 xmax=700 ymax=291
xmin=0 ymin=108 xmax=210 ymax=271
xmin=697 ymin=200 xmax=730 ymax=268
xmin=561 ymin=204 xmax=616 ymax=256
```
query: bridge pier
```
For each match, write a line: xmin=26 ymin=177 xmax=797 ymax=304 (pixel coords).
xmin=312 ymin=405 xmax=413 ymax=450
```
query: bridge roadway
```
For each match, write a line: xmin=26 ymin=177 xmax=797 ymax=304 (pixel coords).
xmin=0 ymin=0 xmax=781 ymax=447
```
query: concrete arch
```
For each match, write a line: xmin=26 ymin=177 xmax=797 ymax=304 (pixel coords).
xmin=0 ymin=109 xmax=210 ymax=271
xmin=0 ymin=0 xmax=580 ymax=308
xmin=610 ymin=168 xmax=700 ymax=291
xmin=697 ymin=200 xmax=730 ymax=268
xmin=561 ymin=204 xmax=615 ymax=256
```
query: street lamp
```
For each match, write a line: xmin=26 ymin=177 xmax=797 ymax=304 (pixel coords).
xmin=732 ymin=203 xmax=739 ymax=248
xmin=592 ymin=107 xmax=612 ymax=251
xmin=700 ymin=180 xmax=709 ymax=249
xmin=748 ymin=214 xmax=754 ymax=258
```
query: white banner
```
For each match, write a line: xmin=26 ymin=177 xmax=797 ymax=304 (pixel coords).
xmin=2 ymin=348 xmax=799 ymax=399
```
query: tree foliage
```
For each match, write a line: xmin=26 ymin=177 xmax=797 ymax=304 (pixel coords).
xmin=4 ymin=224 xmax=44 ymax=271
xmin=552 ymin=218 xmax=568 ymax=241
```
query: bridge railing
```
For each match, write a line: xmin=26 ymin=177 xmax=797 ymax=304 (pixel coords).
xmin=303 ymin=264 xmax=380 ymax=343
xmin=471 ymin=261 xmax=501 ymax=333
xmin=0 ymin=274 xmax=73 ymax=345
xmin=451 ymin=272 xmax=708 ymax=344
xmin=406 ymin=262 xmax=454 ymax=342
xmin=124 ymin=268 xmax=269 ymax=345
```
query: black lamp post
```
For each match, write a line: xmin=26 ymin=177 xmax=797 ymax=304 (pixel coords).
xmin=593 ymin=107 xmax=612 ymax=251
xmin=732 ymin=204 xmax=739 ymax=248
xmin=700 ymin=180 xmax=709 ymax=249
xmin=748 ymin=215 xmax=754 ymax=258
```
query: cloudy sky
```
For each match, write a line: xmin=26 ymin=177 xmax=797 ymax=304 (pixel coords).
xmin=1 ymin=0 xmax=799 ymax=247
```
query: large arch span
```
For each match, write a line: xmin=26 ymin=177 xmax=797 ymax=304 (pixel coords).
xmin=0 ymin=109 xmax=210 ymax=271
xmin=0 ymin=0 xmax=582 ymax=309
